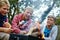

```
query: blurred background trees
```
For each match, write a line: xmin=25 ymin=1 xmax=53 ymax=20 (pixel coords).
xmin=8 ymin=0 xmax=19 ymax=23
xmin=8 ymin=0 xmax=60 ymax=24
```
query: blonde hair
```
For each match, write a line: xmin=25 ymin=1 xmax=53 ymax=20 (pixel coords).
xmin=0 ymin=0 xmax=10 ymax=8
xmin=24 ymin=7 xmax=33 ymax=13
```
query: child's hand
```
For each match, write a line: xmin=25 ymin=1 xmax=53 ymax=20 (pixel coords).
xmin=3 ymin=22 xmax=11 ymax=28
xmin=3 ymin=28 xmax=12 ymax=34
xmin=20 ymin=31 xmax=27 ymax=34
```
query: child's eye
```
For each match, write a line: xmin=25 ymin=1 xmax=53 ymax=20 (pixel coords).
xmin=3 ymin=8 xmax=6 ymax=10
xmin=3 ymin=8 xmax=9 ymax=10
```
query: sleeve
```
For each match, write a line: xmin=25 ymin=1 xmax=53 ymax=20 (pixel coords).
xmin=12 ymin=15 xmax=20 ymax=34
xmin=40 ymin=23 xmax=45 ymax=33
xmin=50 ymin=26 xmax=58 ymax=40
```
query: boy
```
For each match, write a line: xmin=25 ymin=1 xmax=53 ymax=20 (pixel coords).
xmin=0 ymin=1 xmax=11 ymax=40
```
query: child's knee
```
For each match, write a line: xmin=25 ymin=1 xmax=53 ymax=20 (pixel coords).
xmin=4 ymin=34 xmax=10 ymax=40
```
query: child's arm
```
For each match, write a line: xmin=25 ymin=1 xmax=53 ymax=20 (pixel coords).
xmin=0 ymin=27 xmax=12 ymax=33
xmin=0 ymin=22 xmax=12 ymax=33
xmin=3 ymin=22 xmax=11 ymax=28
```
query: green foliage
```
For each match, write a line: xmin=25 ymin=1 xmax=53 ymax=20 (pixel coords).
xmin=55 ymin=15 xmax=60 ymax=25
xmin=18 ymin=0 xmax=32 ymax=12
xmin=53 ymin=0 xmax=60 ymax=7
xmin=9 ymin=0 xmax=18 ymax=5
xmin=8 ymin=0 xmax=19 ymax=23
xmin=56 ymin=25 xmax=60 ymax=40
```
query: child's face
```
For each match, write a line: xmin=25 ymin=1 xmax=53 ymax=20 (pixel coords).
xmin=0 ymin=4 xmax=9 ymax=16
xmin=47 ymin=17 xmax=54 ymax=26
xmin=24 ymin=9 xmax=32 ymax=20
